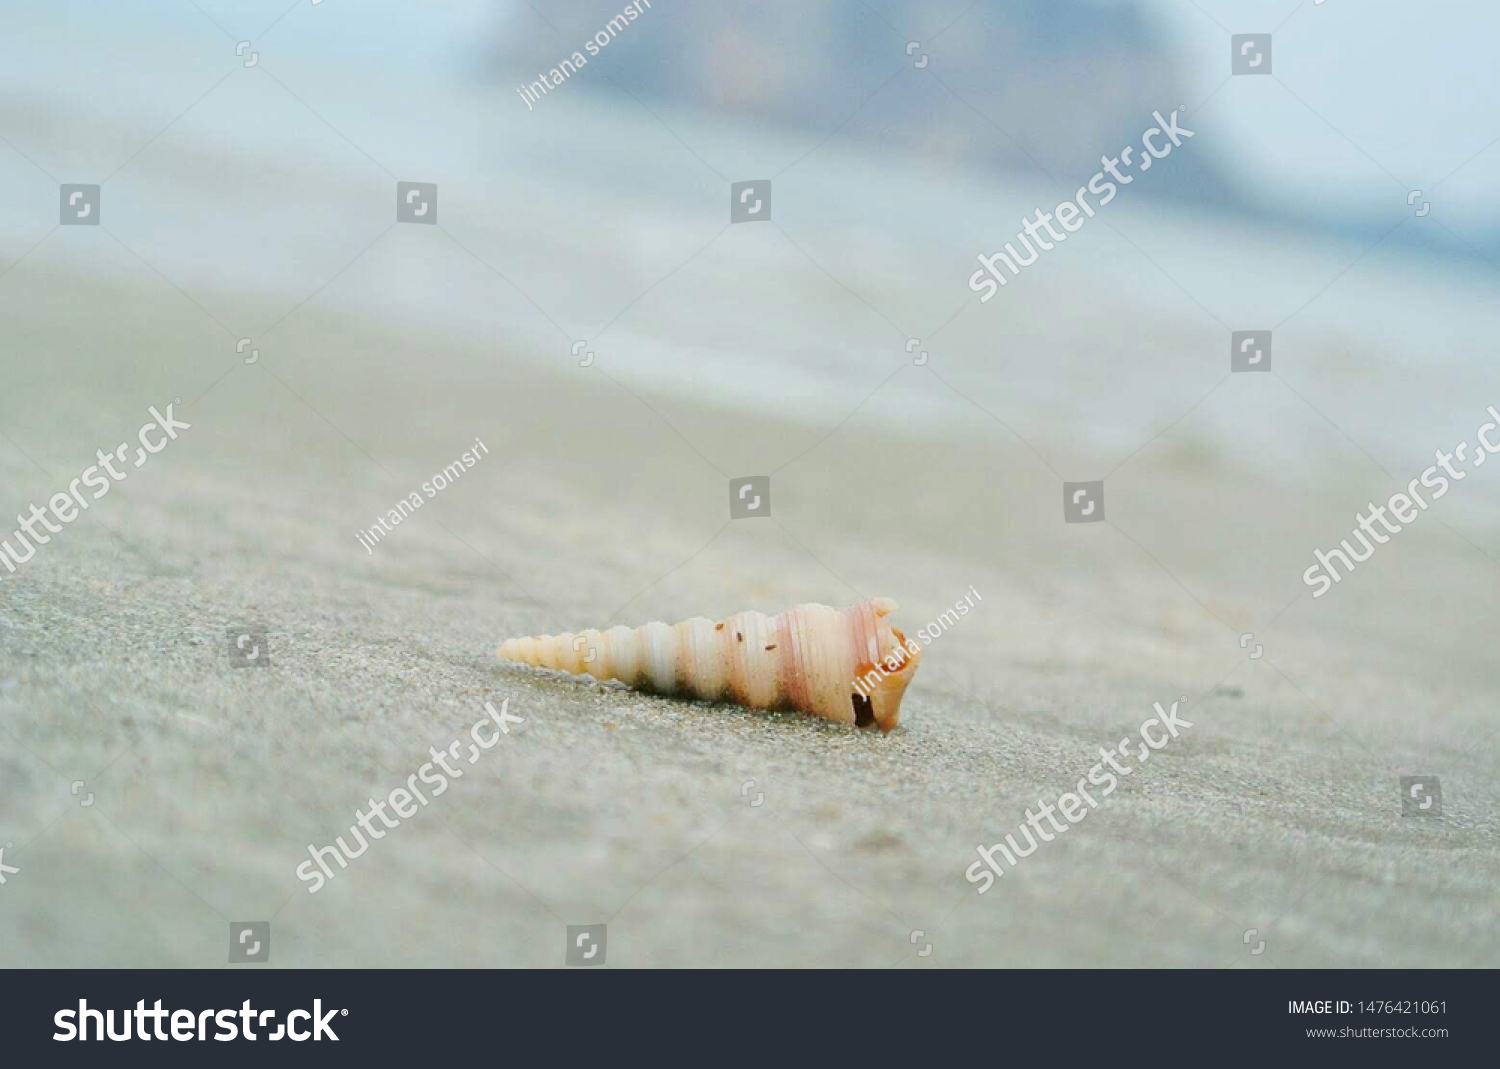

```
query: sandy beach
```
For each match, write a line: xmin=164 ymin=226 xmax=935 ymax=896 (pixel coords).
xmin=1 ymin=267 xmax=1496 ymax=968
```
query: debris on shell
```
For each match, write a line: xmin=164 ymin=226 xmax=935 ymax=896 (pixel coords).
xmin=497 ymin=598 xmax=921 ymax=732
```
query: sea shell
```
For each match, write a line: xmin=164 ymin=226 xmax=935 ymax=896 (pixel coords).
xmin=497 ymin=598 xmax=921 ymax=732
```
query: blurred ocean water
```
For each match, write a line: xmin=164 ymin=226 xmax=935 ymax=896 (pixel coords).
xmin=3 ymin=0 xmax=1498 ymax=508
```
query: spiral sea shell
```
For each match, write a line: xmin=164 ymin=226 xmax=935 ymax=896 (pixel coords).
xmin=497 ymin=598 xmax=921 ymax=732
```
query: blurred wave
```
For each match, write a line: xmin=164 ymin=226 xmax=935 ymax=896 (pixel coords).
xmin=3 ymin=0 xmax=1498 ymax=507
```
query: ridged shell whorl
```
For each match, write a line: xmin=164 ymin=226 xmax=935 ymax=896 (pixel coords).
xmin=497 ymin=598 xmax=920 ymax=732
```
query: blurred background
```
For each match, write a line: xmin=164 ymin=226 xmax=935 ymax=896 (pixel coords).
xmin=1 ymin=0 xmax=1497 ymax=967
xmin=6 ymin=0 xmax=1500 ymax=477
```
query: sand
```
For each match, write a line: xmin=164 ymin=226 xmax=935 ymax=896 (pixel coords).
xmin=0 ymin=268 xmax=1497 ymax=969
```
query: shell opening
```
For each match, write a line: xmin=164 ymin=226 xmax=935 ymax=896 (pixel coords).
xmin=850 ymin=692 xmax=876 ymax=728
